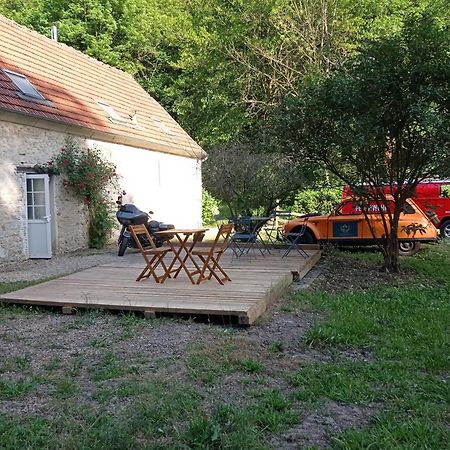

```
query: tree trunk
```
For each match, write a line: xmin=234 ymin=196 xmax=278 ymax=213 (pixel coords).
xmin=382 ymin=227 xmax=400 ymax=273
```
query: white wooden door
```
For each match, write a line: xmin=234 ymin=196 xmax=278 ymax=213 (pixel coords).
xmin=26 ymin=174 xmax=52 ymax=258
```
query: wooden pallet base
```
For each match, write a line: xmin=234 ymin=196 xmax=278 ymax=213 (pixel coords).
xmin=0 ymin=249 xmax=321 ymax=325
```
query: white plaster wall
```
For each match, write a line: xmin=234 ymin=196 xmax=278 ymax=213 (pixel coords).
xmin=0 ymin=120 xmax=202 ymax=262
xmin=89 ymin=140 xmax=203 ymax=228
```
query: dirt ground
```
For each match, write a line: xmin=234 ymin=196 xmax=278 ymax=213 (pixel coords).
xmin=0 ymin=249 xmax=395 ymax=448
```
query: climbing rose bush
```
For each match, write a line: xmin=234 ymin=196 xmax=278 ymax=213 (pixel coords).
xmin=52 ymin=139 xmax=119 ymax=248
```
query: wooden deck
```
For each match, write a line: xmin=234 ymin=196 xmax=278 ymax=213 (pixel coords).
xmin=0 ymin=248 xmax=321 ymax=325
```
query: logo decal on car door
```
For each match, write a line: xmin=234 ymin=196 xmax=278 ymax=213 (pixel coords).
xmin=333 ymin=221 xmax=358 ymax=238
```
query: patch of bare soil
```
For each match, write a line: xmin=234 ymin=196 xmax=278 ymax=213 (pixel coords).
xmin=243 ymin=311 xmax=332 ymax=365
xmin=270 ymin=400 xmax=380 ymax=449
xmin=314 ymin=250 xmax=415 ymax=294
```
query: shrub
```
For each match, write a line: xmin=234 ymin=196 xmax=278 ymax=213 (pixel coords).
xmin=289 ymin=187 xmax=341 ymax=215
xmin=51 ymin=139 xmax=119 ymax=248
xmin=202 ymin=189 xmax=219 ymax=225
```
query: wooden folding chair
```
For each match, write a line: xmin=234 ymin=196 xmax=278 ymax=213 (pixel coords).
xmin=190 ymin=223 xmax=234 ymax=285
xmin=128 ymin=224 xmax=172 ymax=283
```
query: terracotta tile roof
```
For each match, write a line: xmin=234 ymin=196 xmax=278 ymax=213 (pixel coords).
xmin=0 ymin=15 xmax=204 ymax=159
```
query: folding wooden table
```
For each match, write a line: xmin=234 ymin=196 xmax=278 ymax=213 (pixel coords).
xmin=154 ymin=228 xmax=209 ymax=284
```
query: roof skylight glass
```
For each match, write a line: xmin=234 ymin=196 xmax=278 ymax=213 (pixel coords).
xmin=97 ymin=100 xmax=124 ymax=122
xmin=153 ymin=117 xmax=175 ymax=136
xmin=3 ymin=69 xmax=45 ymax=100
xmin=97 ymin=100 xmax=141 ymax=128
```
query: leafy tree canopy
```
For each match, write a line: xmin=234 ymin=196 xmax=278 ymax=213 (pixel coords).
xmin=2 ymin=0 xmax=446 ymax=145
xmin=273 ymin=9 xmax=450 ymax=271
xmin=202 ymin=142 xmax=318 ymax=217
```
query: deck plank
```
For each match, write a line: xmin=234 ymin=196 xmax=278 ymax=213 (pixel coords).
xmin=0 ymin=249 xmax=321 ymax=324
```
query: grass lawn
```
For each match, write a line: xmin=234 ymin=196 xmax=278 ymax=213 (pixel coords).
xmin=289 ymin=242 xmax=450 ymax=449
xmin=0 ymin=242 xmax=449 ymax=449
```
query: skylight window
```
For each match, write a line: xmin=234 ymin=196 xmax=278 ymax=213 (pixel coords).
xmin=96 ymin=99 xmax=141 ymax=129
xmin=97 ymin=100 xmax=125 ymax=122
xmin=153 ymin=117 xmax=175 ymax=136
xmin=3 ymin=69 xmax=45 ymax=100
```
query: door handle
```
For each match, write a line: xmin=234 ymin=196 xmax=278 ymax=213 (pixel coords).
xmin=43 ymin=215 xmax=52 ymax=223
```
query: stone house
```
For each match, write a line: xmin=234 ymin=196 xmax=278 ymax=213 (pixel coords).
xmin=0 ymin=16 xmax=205 ymax=262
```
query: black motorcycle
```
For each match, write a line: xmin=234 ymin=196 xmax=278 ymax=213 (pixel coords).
xmin=116 ymin=198 xmax=175 ymax=256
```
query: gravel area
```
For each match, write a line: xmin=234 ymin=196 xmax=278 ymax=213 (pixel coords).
xmin=0 ymin=229 xmax=222 ymax=283
xmin=0 ymin=247 xmax=137 ymax=282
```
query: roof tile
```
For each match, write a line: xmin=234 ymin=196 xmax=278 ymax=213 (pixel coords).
xmin=0 ymin=15 xmax=203 ymax=158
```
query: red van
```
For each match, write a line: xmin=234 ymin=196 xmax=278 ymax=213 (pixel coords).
xmin=343 ymin=180 xmax=450 ymax=238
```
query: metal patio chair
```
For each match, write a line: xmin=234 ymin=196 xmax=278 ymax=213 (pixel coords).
xmin=282 ymin=219 xmax=309 ymax=258
xmin=259 ymin=210 xmax=297 ymax=248
xmin=228 ymin=216 xmax=267 ymax=258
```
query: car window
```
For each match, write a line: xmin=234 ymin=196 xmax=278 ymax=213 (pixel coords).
xmin=402 ymin=203 xmax=416 ymax=214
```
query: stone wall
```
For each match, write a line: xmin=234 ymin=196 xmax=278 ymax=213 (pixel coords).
xmin=0 ymin=120 xmax=202 ymax=262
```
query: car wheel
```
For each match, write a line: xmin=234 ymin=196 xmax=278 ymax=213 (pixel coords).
xmin=440 ymin=220 xmax=450 ymax=239
xmin=398 ymin=241 xmax=421 ymax=256
xmin=289 ymin=228 xmax=316 ymax=244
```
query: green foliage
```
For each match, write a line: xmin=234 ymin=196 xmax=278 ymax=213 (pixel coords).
xmin=182 ymin=391 xmax=296 ymax=448
xmin=0 ymin=414 xmax=55 ymax=450
xmin=187 ymin=341 xmax=236 ymax=385
xmin=0 ymin=281 xmax=38 ymax=295
xmin=49 ymin=138 xmax=118 ymax=248
xmin=3 ymin=0 xmax=443 ymax=146
xmin=267 ymin=341 xmax=284 ymax=353
xmin=92 ymin=352 xmax=130 ymax=381
xmin=289 ymin=187 xmax=342 ymax=215
xmin=87 ymin=200 xmax=117 ymax=249
xmin=203 ymin=142 xmax=314 ymax=217
xmin=202 ymin=189 xmax=219 ymax=226
xmin=276 ymin=10 xmax=450 ymax=271
xmin=239 ymin=359 xmax=263 ymax=374
xmin=54 ymin=378 xmax=78 ymax=399
xmin=303 ymin=285 xmax=450 ymax=370
xmin=291 ymin=362 xmax=376 ymax=403
xmin=0 ymin=356 xmax=31 ymax=373
xmin=338 ymin=412 xmax=449 ymax=449
xmin=53 ymin=139 xmax=116 ymax=206
xmin=0 ymin=378 xmax=37 ymax=399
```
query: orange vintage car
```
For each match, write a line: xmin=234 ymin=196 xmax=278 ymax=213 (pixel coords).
xmin=284 ymin=197 xmax=438 ymax=255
